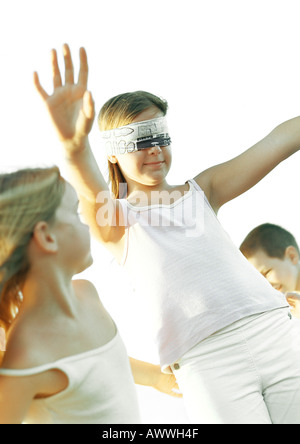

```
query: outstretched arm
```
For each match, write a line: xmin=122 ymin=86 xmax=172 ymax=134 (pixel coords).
xmin=34 ymin=45 xmax=125 ymax=257
xmin=196 ymin=117 xmax=300 ymax=213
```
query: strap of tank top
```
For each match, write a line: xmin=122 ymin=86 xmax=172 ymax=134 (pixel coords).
xmin=188 ymin=178 xmax=217 ymax=215
xmin=0 ymin=329 xmax=120 ymax=377
xmin=188 ymin=178 xmax=204 ymax=193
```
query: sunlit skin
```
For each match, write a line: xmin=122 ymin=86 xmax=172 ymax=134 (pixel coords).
xmin=20 ymin=182 xmax=93 ymax=315
xmin=107 ymin=107 xmax=190 ymax=206
xmin=247 ymin=247 xmax=300 ymax=318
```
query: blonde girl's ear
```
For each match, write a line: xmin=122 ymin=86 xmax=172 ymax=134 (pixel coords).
xmin=31 ymin=221 xmax=58 ymax=254
xmin=108 ymin=155 xmax=118 ymax=164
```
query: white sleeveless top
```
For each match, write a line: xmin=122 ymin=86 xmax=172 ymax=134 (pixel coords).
xmin=119 ymin=179 xmax=288 ymax=368
xmin=0 ymin=330 xmax=140 ymax=424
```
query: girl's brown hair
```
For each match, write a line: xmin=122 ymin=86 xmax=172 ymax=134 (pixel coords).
xmin=98 ymin=91 xmax=168 ymax=198
xmin=0 ymin=166 xmax=65 ymax=342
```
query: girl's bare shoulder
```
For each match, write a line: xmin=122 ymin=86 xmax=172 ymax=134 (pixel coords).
xmin=72 ymin=279 xmax=102 ymax=304
xmin=72 ymin=278 xmax=98 ymax=295
xmin=1 ymin=318 xmax=46 ymax=370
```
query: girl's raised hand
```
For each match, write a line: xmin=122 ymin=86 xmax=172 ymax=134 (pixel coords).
xmin=33 ymin=44 xmax=95 ymax=153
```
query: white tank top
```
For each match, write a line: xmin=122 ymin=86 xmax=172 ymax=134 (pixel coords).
xmin=0 ymin=330 xmax=140 ymax=424
xmin=119 ymin=179 xmax=288 ymax=369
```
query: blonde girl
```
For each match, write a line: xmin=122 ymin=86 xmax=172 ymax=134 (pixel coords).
xmin=0 ymin=167 xmax=179 ymax=424
xmin=34 ymin=44 xmax=300 ymax=424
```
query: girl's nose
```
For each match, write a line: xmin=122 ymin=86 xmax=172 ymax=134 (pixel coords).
xmin=147 ymin=145 xmax=162 ymax=155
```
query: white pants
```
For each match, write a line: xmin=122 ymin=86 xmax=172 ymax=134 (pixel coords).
xmin=170 ymin=308 xmax=300 ymax=424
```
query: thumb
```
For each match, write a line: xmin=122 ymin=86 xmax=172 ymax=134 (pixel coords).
xmin=83 ymin=90 xmax=95 ymax=121
xmin=75 ymin=91 xmax=95 ymax=136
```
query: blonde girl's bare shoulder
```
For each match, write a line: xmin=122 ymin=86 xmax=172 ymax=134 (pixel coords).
xmin=71 ymin=279 xmax=100 ymax=302
xmin=1 ymin=318 xmax=45 ymax=370
xmin=3 ymin=281 xmax=100 ymax=370
xmin=71 ymin=279 xmax=109 ymax=320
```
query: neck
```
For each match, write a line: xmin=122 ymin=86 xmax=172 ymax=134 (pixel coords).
xmin=20 ymin=264 xmax=77 ymax=318
xmin=127 ymin=178 xmax=171 ymax=195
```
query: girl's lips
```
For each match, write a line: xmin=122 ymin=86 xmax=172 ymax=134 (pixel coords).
xmin=144 ymin=161 xmax=165 ymax=165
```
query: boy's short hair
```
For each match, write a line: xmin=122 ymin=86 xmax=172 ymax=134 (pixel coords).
xmin=240 ymin=223 xmax=300 ymax=259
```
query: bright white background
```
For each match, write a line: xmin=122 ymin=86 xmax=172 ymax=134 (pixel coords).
xmin=1 ymin=0 xmax=300 ymax=423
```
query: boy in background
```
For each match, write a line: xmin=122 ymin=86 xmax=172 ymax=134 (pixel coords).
xmin=240 ymin=223 xmax=300 ymax=318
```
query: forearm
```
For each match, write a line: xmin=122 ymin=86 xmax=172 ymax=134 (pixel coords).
xmin=63 ymin=137 xmax=109 ymax=203
xmin=200 ymin=115 xmax=300 ymax=211
xmin=239 ymin=116 xmax=300 ymax=178
xmin=129 ymin=357 xmax=160 ymax=388
xmin=267 ymin=116 xmax=300 ymax=159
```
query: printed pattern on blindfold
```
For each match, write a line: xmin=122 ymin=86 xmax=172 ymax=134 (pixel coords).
xmin=101 ymin=116 xmax=172 ymax=155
